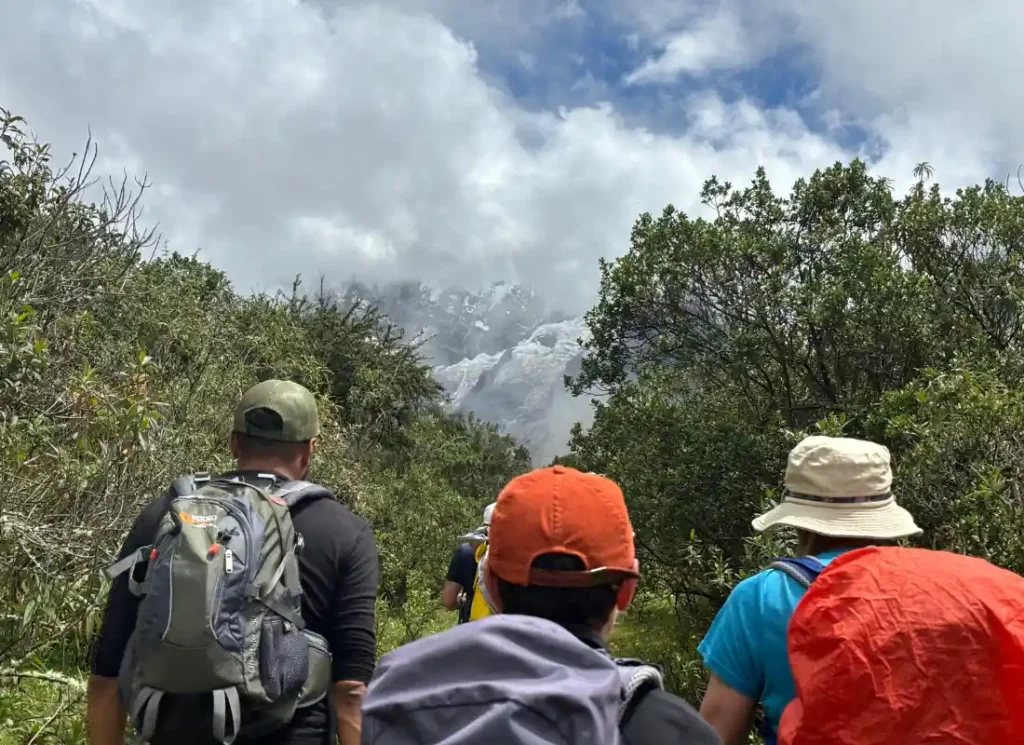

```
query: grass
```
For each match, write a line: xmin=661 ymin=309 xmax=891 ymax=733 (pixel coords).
xmin=0 ymin=672 xmax=88 ymax=745
xmin=609 ymin=593 xmax=709 ymax=704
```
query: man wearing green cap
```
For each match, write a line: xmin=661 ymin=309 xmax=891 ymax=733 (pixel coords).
xmin=87 ymin=380 xmax=380 ymax=745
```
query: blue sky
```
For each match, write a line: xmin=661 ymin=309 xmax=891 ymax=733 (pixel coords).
xmin=474 ymin=8 xmax=861 ymax=151
xmin=0 ymin=0 xmax=1022 ymax=312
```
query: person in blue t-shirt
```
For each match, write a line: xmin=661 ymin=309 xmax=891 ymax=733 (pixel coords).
xmin=697 ymin=436 xmax=923 ymax=745
xmin=441 ymin=503 xmax=495 ymax=624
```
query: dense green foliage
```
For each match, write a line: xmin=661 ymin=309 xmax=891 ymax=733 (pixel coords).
xmin=567 ymin=159 xmax=1024 ymax=702
xmin=0 ymin=109 xmax=529 ymax=742
xmin=4 ymin=105 xmax=1024 ymax=743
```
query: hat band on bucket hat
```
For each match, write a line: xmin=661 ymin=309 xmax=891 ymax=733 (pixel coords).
xmin=756 ymin=435 xmax=923 ymax=539
xmin=786 ymin=491 xmax=893 ymax=506
xmin=753 ymin=489 xmax=922 ymax=539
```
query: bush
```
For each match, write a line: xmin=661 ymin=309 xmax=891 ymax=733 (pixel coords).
xmin=0 ymin=108 xmax=527 ymax=742
xmin=568 ymin=160 xmax=1024 ymax=703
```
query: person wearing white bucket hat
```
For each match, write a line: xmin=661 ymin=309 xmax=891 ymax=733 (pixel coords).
xmin=697 ymin=436 xmax=922 ymax=745
xmin=752 ymin=435 xmax=921 ymax=543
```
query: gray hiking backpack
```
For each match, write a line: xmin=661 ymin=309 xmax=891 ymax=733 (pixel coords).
xmin=103 ymin=473 xmax=335 ymax=744
xmin=361 ymin=614 xmax=664 ymax=745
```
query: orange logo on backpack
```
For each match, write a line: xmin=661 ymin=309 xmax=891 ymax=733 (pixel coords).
xmin=178 ymin=512 xmax=217 ymax=527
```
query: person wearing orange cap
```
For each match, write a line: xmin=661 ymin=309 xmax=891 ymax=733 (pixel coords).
xmin=361 ymin=466 xmax=721 ymax=745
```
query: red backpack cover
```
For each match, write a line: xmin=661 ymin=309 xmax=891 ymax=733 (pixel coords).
xmin=778 ymin=546 xmax=1024 ymax=745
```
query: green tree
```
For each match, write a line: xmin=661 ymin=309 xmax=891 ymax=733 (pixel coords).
xmin=0 ymin=108 xmax=528 ymax=743
xmin=567 ymin=159 xmax=1024 ymax=698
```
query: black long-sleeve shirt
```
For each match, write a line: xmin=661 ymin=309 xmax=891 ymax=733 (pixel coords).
xmin=89 ymin=469 xmax=380 ymax=744
xmin=566 ymin=626 xmax=722 ymax=745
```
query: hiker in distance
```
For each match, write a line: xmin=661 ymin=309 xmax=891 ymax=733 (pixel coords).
xmin=441 ymin=502 xmax=495 ymax=623
xmin=362 ymin=465 xmax=722 ymax=745
xmin=87 ymin=379 xmax=380 ymax=745
xmin=697 ymin=435 xmax=922 ymax=745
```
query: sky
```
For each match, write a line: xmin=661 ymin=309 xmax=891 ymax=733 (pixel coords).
xmin=1 ymin=0 xmax=1023 ymax=315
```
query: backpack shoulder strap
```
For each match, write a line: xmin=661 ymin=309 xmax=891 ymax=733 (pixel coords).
xmin=768 ymin=556 xmax=826 ymax=589
xmin=270 ymin=480 xmax=335 ymax=509
xmin=169 ymin=471 xmax=213 ymax=498
xmin=611 ymin=657 xmax=664 ymax=724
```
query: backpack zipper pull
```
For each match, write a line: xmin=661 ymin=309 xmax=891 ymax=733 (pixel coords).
xmin=225 ymin=548 xmax=234 ymax=574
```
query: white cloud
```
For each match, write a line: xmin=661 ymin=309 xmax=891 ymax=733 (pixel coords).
xmin=0 ymin=0 xmax=854 ymax=314
xmin=625 ymin=9 xmax=752 ymax=83
xmin=626 ymin=0 xmax=1024 ymax=186
xmin=554 ymin=0 xmax=585 ymax=22
xmin=1 ymin=0 xmax=1017 ymax=319
xmin=795 ymin=1 xmax=1024 ymax=177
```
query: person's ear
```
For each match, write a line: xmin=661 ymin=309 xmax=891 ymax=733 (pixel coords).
xmin=615 ymin=558 xmax=640 ymax=612
xmin=228 ymin=432 xmax=242 ymax=460
xmin=298 ymin=438 xmax=316 ymax=471
xmin=482 ymin=562 xmax=504 ymax=613
xmin=795 ymin=529 xmax=817 ymax=555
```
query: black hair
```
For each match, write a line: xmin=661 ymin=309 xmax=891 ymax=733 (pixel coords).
xmin=495 ymin=553 xmax=621 ymax=630
xmin=796 ymin=529 xmax=897 ymax=555
xmin=232 ymin=431 xmax=310 ymax=461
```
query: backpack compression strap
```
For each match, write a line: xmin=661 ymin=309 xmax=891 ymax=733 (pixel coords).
xmin=131 ymin=685 xmax=240 ymax=745
xmin=768 ymin=556 xmax=826 ymax=589
xmin=239 ymin=479 xmax=335 ymax=629
xmin=102 ymin=546 xmax=152 ymax=596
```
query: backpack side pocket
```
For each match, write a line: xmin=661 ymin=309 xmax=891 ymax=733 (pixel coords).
xmin=259 ymin=613 xmax=310 ymax=702
xmin=297 ymin=630 xmax=332 ymax=708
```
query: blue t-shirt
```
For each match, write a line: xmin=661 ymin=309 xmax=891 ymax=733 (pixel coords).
xmin=446 ymin=543 xmax=479 ymax=624
xmin=697 ymin=548 xmax=853 ymax=737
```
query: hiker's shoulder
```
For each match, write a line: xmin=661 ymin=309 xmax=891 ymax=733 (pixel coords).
xmin=292 ymin=486 xmax=368 ymax=529
xmin=706 ymin=569 xmax=779 ymax=632
xmin=126 ymin=488 xmax=175 ymax=536
xmin=287 ymin=485 xmax=374 ymax=550
xmin=624 ymin=688 xmax=722 ymax=745
xmin=722 ymin=567 xmax=774 ymax=606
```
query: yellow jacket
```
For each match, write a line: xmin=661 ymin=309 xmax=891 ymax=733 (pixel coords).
xmin=468 ymin=542 xmax=493 ymax=621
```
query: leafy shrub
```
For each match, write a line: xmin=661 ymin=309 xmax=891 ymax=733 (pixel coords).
xmin=569 ymin=160 xmax=1024 ymax=703
xmin=0 ymin=108 xmax=526 ymax=742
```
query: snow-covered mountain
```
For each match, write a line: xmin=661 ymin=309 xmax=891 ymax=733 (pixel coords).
xmin=340 ymin=281 xmax=593 ymax=463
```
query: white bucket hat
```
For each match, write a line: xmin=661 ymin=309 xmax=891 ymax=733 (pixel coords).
xmin=752 ymin=435 xmax=922 ymax=539
xmin=458 ymin=502 xmax=498 ymax=548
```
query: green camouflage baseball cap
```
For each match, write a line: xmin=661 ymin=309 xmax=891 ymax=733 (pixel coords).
xmin=233 ymin=379 xmax=320 ymax=442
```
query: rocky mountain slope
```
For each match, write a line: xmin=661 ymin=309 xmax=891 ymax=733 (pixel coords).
xmin=340 ymin=281 xmax=593 ymax=463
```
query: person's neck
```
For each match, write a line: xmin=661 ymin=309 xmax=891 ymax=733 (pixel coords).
xmin=800 ymin=534 xmax=878 ymax=555
xmin=234 ymin=458 xmax=303 ymax=481
xmin=595 ymin=610 xmax=618 ymax=644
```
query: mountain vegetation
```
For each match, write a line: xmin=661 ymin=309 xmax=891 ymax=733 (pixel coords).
xmin=3 ymin=106 xmax=1024 ymax=742
xmin=565 ymin=157 xmax=1024 ymax=700
xmin=0 ymin=108 xmax=528 ymax=742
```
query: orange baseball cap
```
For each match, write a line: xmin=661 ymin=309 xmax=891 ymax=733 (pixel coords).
xmin=487 ymin=465 xmax=639 ymax=587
